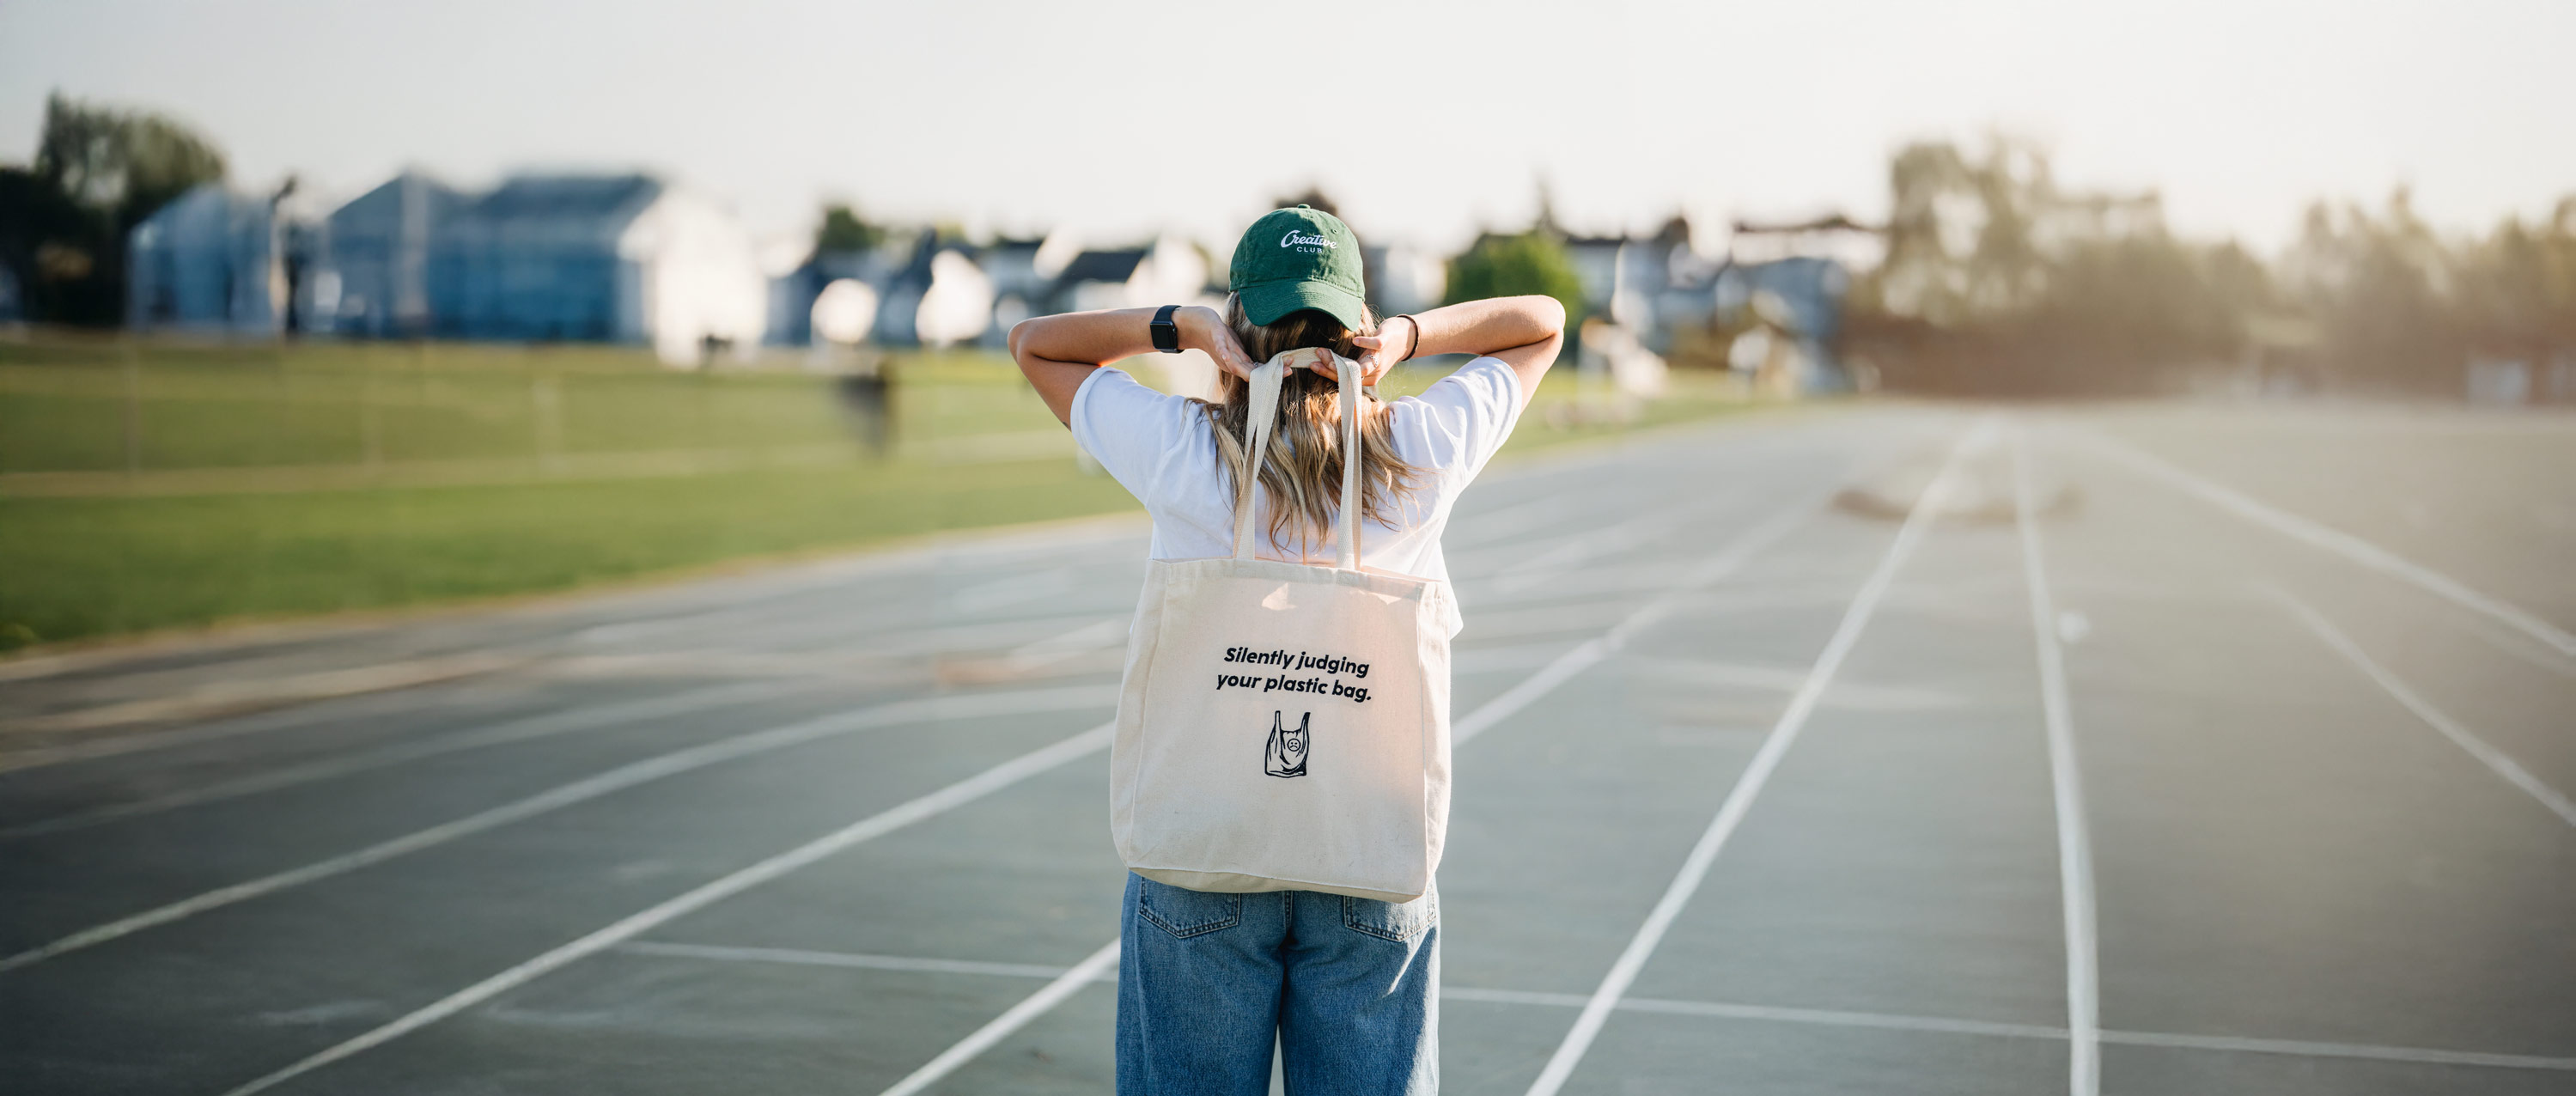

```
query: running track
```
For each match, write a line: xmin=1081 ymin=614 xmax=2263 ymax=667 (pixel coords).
xmin=3 ymin=402 xmax=2572 ymax=1095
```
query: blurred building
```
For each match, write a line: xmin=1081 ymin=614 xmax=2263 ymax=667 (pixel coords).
xmin=1045 ymin=235 xmax=1209 ymax=316
xmin=1711 ymin=258 xmax=1854 ymax=395
xmin=978 ymin=235 xmax=1050 ymax=346
xmin=868 ymin=230 xmax=988 ymax=346
xmin=128 ymin=170 xmax=769 ymax=362
xmin=773 ymin=229 xmax=1025 ymax=350
xmin=323 ymin=170 xmax=460 ymax=338
xmin=427 ymin=174 xmax=766 ymax=363
xmin=125 ymin=183 xmax=286 ymax=334
xmin=1559 ymin=216 xmax=1867 ymax=394
xmin=768 ymin=246 xmax=892 ymax=347
xmin=1049 ymin=247 xmax=1148 ymax=315
xmin=1361 ymin=243 xmax=1446 ymax=318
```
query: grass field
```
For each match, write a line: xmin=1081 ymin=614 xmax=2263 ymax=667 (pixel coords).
xmin=0 ymin=332 xmax=1767 ymax=652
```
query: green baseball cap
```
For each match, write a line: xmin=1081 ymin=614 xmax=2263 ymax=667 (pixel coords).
xmin=1230 ymin=205 xmax=1367 ymax=330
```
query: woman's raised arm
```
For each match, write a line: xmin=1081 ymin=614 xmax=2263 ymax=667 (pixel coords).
xmin=1349 ymin=295 xmax=1565 ymax=408
xmin=1008 ymin=306 xmax=1259 ymax=426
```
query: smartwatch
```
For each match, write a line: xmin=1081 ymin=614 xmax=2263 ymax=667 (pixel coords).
xmin=1149 ymin=304 xmax=1183 ymax=353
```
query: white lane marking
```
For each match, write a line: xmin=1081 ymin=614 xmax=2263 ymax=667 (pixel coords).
xmin=1460 ymin=501 xmax=1813 ymax=747
xmin=1465 ymin=561 xmax=1701 ymax=606
xmin=909 ymin=613 xmax=1127 ymax=657
xmin=0 ymin=679 xmax=499 ymax=774
xmin=878 ymin=941 xmax=1122 ymax=1096
xmin=2096 ymin=1027 xmax=2576 ymax=1073
xmin=1442 ymin=986 xmax=1592 ymax=1008
xmin=2080 ymin=430 xmax=2576 ymax=662
xmin=1465 ymin=500 xmax=1716 ymax=594
xmin=0 ymin=685 xmax=1116 ymax=975
xmin=3 ymin=654 xmax=514 ymax=737
xmin=2265 ymin=586 xmax=2576 ymax=828
xmin=1617 ymin=657 xmax=1967 ymax=712
xmin=2015 ymin=429 xmax=2103 ymax=1096
xmin=618 ymin=944 xmax=2576 ymax=1074
xmin=1522 ymin=416 xmax=1995 ymax=1096
xmin=998 ymin=618 xmax=1128 ymax=673
xmin=871 ymin=488 xmax=1834 ymax=1096
xmin=619 ymin=941 xmax=1100 ymax=983
xmin=2 ymin=680 xmax=787 ymax=839
xmin=2455 ymin=613 xmax=2576 ymax=684
xmin=1443 ymin=495 xmax=1580 ymax=547
xmin=1621 ymin=994 xmax=2070 ymax=1041
xmin=948 ymin=567 xmax=1075 ymax=614
xmin=216 ymin=720 xmax=1118 ymax=1096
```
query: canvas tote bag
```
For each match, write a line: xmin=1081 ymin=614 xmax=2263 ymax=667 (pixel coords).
xmin=1111 ymin=347 xmax=1453 ymax=903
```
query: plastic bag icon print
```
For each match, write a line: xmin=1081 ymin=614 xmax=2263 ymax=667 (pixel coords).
xmin=1264 ymin=711 xmax=1310 ymax=778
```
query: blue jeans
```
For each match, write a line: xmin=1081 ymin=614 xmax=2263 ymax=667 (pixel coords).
xmin=1117 ymin=873 xmax=1439 ymax=1095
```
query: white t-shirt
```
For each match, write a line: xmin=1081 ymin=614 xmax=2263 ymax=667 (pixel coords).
xmin=1070 ymin=356 xmax=1525 ymax=586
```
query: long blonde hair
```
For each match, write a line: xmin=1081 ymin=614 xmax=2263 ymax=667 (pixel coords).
xmin=1198 ymin=295 xmax=1425 ymax=557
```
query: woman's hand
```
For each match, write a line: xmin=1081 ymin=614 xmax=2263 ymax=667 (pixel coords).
xmin=1175 ymin=305 xmax=1260 ymax=379
xmin=1333 ymin=315 xmax=1415 ymax=388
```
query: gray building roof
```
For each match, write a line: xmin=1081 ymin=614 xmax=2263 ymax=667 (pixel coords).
xmin=462 ymin=174 xmax=662 ymax=223
xmin=1054 ymin=248 xmax=1147 ymax=286
xmin=428 ymin=174 xmax=667 ymax=341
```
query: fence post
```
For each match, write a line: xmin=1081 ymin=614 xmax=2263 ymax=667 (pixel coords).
xmin=362 ymin=352 xmax=383 ymax=469
xmin=533 ymin=369 xmax=562 ymax=473
xmin=121 ymin=340 xmax=143 ymax=475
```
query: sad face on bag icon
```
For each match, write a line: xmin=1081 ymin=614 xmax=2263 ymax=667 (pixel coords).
xmin=1264 ymin=711 xmax=1310 ymax=778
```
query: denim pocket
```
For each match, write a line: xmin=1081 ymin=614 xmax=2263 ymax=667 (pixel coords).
xmin=1136 ymin=878 xmax=1243 ymax=939
xmin=1342 ymin=891 xmax=1436 ymax=942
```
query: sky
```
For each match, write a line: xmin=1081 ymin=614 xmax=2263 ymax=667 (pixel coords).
xmin=3 ymin=0 xmax=2570 ymax=257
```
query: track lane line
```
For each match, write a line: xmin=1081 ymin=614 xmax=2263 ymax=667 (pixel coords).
xmin=862 ymin=484 xmax=1838 ymax=1096
xmin=216 ymin=719 xmax=1119 ymax=1096
xmin=618 ymin=941 xmax=1092 ymax=982
xmin=614 ymin=942 xmax=2576 ymax=1073
xmin=877 ymin=941 xmax=1122 ymax=1096
xmin=2079 ymin=429 xmax=2576 ymax=662
xmin=0 ymin=678 xmax=527 ymax=774
xmin=1 ymin=679 xmax=789 ymax=839
xmin=1522 ymin=416 xmax=1994 ymax=1096
xmin=0 ymin=685 xmax=1115 ymax=975
xmin=2014 ymin=428 xmax=2103 ymax=1096
xmin=2264 ymin=585 xmax=2576 ymax=828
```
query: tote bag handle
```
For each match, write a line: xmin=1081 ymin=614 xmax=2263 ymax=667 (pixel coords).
xmin=1230 ymin=348 xmax=1366 ymax=569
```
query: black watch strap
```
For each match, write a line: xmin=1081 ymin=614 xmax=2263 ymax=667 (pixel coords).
xmin=1149 ymin=304 xmax=1183 ymax=353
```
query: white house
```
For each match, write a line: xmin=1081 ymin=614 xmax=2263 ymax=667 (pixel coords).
xmin=324 ymin=170 xmax=460 ymax=338
xmin=428 ymin=174 xmax=766 ymax=364
xmin=126 ymin=184 xmax=284 ymax=334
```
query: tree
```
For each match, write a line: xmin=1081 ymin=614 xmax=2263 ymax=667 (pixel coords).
xmin=2280 ymin=189 xmax=2469 ymax=393
xmin=36 ymin=92 xmax=226 ymax=229
xmin=816 ymin=203 xmax=884 ymax=253
xmin=1270 ymin=186 xmax=1339 ymax=217
xmin=2278 ymin=189 xmax=2576 ymax=394
xmin=1442 ymin=231 xmax=1585 ymax=322
xmin=1 ymin=92 xmax=226 ymax=325
xmin=1853 ymin=135 xmax=2262 ymax=394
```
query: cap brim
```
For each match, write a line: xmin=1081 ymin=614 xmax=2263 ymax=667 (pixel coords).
xmin=1238 ymin=278 xmax=1368 ymax=331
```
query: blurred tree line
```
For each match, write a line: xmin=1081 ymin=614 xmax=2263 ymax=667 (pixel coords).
xmin=1 ymin=93 xmax=228 ymax=326
xmin=1443 ymin=232 xmax=1586 ymax=324
xmin=1849 ymin=136 xmax=2576 ymax=397
xmin=1443 ymin=186 xmax=1587 ymax=328
xmin=814 ymin=202 xmax=885 ymax=253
